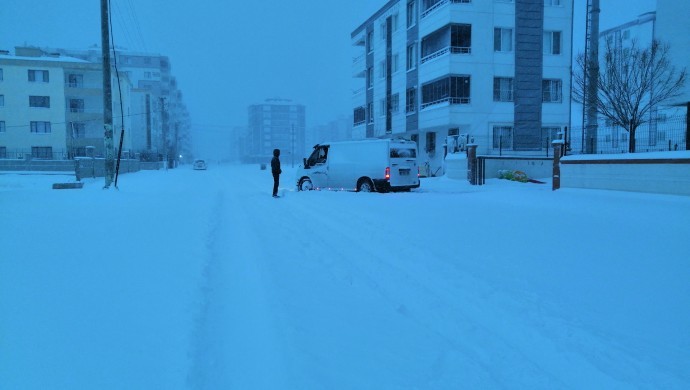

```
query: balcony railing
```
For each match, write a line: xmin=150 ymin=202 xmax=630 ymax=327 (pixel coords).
xmin=420 ymin=97 xmax=470 ymax=110
xmin=421 ymin=46 xmax=471 ymax=64
xmin=421 ymin=0 xmax=472 ymax=19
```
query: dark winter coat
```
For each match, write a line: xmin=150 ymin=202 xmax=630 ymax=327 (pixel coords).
xmin=271 ymin=149 xmax=282 ymax=175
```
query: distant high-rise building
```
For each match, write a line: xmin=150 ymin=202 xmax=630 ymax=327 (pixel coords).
xmin=246 ymin=98 xmax=306 ymax=164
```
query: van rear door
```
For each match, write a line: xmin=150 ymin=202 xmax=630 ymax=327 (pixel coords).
xmin=388 ymin=143 xmax=419 ymax=187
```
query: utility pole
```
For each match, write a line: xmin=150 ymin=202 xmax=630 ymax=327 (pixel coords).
xmin=583 ymin=0 xmax=600 ymax=153
xmin=101 ymin=0 xmax=115 ymax=187
xmin=160 ymin=97 xmax=168 ymax=170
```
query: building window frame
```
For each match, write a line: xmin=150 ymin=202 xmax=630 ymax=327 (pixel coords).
xmin=28 ymin=69 xmax=49 ymax=83
xmin=30 ymin=121 xmax=52 ymax=133
xmin=493 ymin=77 xmax=514 ymax=102
xmin=492 ymin=125 xmax=513 ymax=150
xmin=29 ymin=96 xmax=51 ymax=108
xmin=494 ymin=27 xmax=513 ymax=52
xmin=407 ymin=43 xmax=417 ymax=71
xmin=543 ymin=31 xmax=562 ymax=55
xmin=421 ymin=75 xmax=471 ymax=109
xmin=31 ymin=146 xmax=53 ymax=159
xmin=69 ymin=98 xmax=85 ymax=113
xmin=406 ymin=87 xmax=417 ymax=114
xmin=542 ymin=79 xmax=563 ymax=103
xmin=407 ymin=1 xmax=417 ymax=28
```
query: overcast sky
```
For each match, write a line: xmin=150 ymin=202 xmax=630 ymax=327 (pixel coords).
xmin=0 ymin=0 xmax=655 ymax=158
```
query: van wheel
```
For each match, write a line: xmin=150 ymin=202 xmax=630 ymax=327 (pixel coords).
xmin=299 ymin=178 xmax=313 ymax=191
xmin=357 ymin=178 xmax=374 ymax=192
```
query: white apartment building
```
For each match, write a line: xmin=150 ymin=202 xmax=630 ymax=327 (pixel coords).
xmin=597 ymin=3 xmax=688 ymax=153
xmin=352 ymin=0 xmax=572 ymax=175
xmin=46 ymin=46 xmax=190 ymax=162
xmin=0 ymin=47 xmax=132 ymax=160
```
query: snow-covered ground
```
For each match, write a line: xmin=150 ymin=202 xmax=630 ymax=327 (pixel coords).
xmin=1 ymin=164 xmax=689 ymax=389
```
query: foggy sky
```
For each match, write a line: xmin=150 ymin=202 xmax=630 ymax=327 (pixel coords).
xmin=0 ymin=0 xmax=655 ymax=158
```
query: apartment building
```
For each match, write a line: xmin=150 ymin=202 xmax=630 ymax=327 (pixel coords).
xmin=0 ymin=47 xmax=132 ymax=160
xmin=246 ymin=98 xmax=306 ymax=165
xmin=351 ymin=0 xmax=572 ymax=174
xmin=597 ymin=3 xmax=688 ymax=152
xmin=46 ymin=46 xmax=190 ymax=162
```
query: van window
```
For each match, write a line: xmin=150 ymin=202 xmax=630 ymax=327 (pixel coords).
xmin=390 ymin=148 xmax=416 ymax=158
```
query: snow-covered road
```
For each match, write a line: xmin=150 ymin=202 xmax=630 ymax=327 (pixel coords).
xmin=1 ymin=164 xmax=689 ymax=389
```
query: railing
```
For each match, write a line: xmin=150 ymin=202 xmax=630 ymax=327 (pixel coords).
xmin=421 ymin=46 xmax=471 ymax=64
xmin=422 ymin=0 xmax=472 ymax=19
xmin=420 ymin=97 xmax=470 ymax=110
xmin=352 ymin=53 xmax=365 ymax=64
xmin=568 ymin=118 xmax=688 ymax=155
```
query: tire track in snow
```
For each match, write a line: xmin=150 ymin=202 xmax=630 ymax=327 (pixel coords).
xmin=188 ymin=171 xmax=290 ymax=389
xmin=187 ymin=190 xmax=227 ymax=389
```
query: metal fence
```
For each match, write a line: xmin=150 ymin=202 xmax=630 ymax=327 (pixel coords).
xmin=567 ymin=115 xmax=688 ymax=155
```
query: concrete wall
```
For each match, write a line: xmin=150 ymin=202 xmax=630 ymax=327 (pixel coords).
xmin=560 ymin=152 xmax=690 ymax=196
xmin=0 ymin=158 xmax=148 ymax=178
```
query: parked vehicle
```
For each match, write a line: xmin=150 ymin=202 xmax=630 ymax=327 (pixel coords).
xmin=193 ymin=159 xmax=207 ymax=170
xmin=296 ymin=138 xmax=420 ymax=192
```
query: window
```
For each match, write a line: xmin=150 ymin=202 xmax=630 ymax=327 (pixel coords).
xmin=367 ymin=30 xmax=374 ymax=53
xmin=450 ymin=24 xmax=471 ymax=54
xmin=0 ymin=121 xmax=5 ymax=133
xmin=494 ymin=28 xmax=513 ymax=52
xmin=71 ymin=122 xmax=86 ymax=138
xmin=392 ymin=54 xmax=399 ymax=73
xmin=354 ymin=107 xmax=366 ymax=125
xmin=407 ymin=44 xmax=417 ymax=70
xmin=0 ymin=68 xmax=3 ymax=81
xmin=407 ymin=1 xmax=417 ymax=28
xmin=421 ymin=23 xmax=472 ymax=61
xmin=391 ymin=93 xmax=400 ymax=113
xmin=31 ymin=121 xmax=52 ymax=133
xmin=32 ymin=147 xmax=53 ymax=159
xmin=392 ymin=14 xmax=399 ymax=32
xmin=28 ymin=69 xmax=49 ymax=82
xmin=426 ymin=132 xmax=436 ymax=152
xmin=492 ymin=126 xmax=513 ymax=149
xmin=545 ymin=0 xmax=561 ymax=5
xmin=69 ymin=99 xmax=85 ymax=113
xmin=493 ymin=77 xmax=514 ymax=102
xmin=542 ymin=79 xmax=562 ymax=102
xmin=421 ymin=76 xmax=471 ymax=108
xmin=29 ymin=96 xmax=50 ymax=108
xmin=367 ymin=102 xmax=374 ymax=123
xmin=367 ymin=67 xmax=374 ymax=88
xmin=406 ymin=88 xmax=417 ymax=113
xmin=68 ymin=74 xmax=83 ymax=88
xmin=0 ymin=146 xmax=6 ymax=159
xmin=379 ymin=99 xmax=387 ymax=116
xmin=0 ymin=94 xmax=4 ymax=106
xmin=379 ymin=60 xmax=386 ymax=79
xmin=544 ymin=31 xmax=562 ymax=55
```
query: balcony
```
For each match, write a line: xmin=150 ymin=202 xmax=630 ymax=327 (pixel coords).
xmin=352 ymin=53 xmax=366 ymax=77
xmin=421 ymin=46 xmax=471 ymax=64
xmin=421 ymin=0 xmax=472 ymax=19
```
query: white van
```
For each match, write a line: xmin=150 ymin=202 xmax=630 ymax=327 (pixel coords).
xmin=296 ymin=138 xmax=420 ymax=192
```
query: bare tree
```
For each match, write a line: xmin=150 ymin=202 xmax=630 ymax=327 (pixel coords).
xmin=574 ymin=39 xmax=686 ymax=153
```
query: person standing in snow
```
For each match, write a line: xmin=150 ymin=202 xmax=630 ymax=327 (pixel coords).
xmin=271 ymin=148 xmax=282 ymax=197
